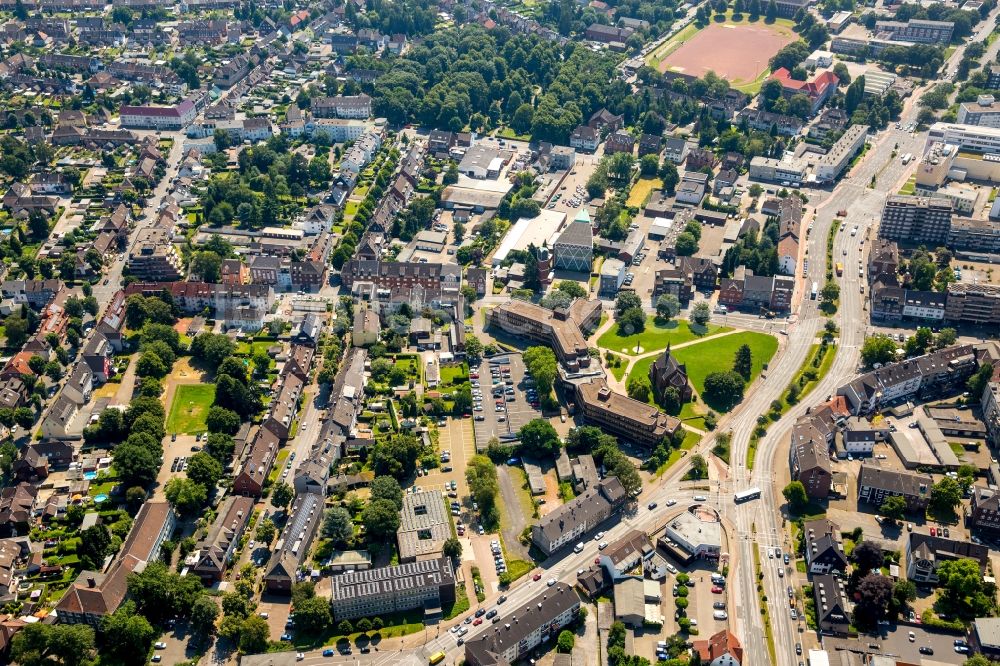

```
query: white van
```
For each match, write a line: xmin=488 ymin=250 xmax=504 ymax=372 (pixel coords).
xmin=574 ymin=542 xmax=585 ymax=553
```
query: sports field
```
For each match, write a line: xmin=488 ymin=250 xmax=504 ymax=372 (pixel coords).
xmin=656 ymin=20 xmax=796 ymax=92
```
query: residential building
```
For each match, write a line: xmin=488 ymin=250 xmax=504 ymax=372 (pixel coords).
xmin=789 ymin=417 xmax=833 ymax=500
xmin=905 ymin=533 xmax=988 ymax=584
xmin=531 ymin=477 xmax=627 ymax=556
xmin=464 ymin=583 xmax=580 ymax=666
xmin=397 ymin=490 xmax=451 ymax=562
xmin=574 ymin=379 xmax=681 ymax=448
xmin=120 ymin=100 xmax=196 ymax=131
xmin=262 ymin=493 xmax=323 ymax=594
xmin=944 ymin=283 xmax=1000 ymax=326
xmin=814 ymin=124 xmax=869 ymax=182
xmin=879 ymin=195 xmax=953 ymax=245
xmin=599 ymin=258 xmax=626 ymax=296
xmin=948 ymin=217 xmax=1000 ymax=254
xmin=233 ymin=425 xmax=280 ymax=497
xmin=803 ymin=519 xmax=848 ymax=574
xmin=773 ymin=0 xmax=810 ymax=17
xmin=56 ymin=502 xmax=175 ymax=625
xmin=737 ymin=108 xmax=804 ymax=136
xmin=813 ymin=574 xmax=851 ymax=635
xmin=189 ymin=496 xmax=254 ymax=583
xmin=329 ymin=558 xmax=456 ymax=621
xmin=0 ymin=484 xmax=36 ymax=536
xmin=311 ymin=94 xmax=372 ymax=119
xmin=128 ymin=228 xmax=183 ymax=281
xmin=686 ymin=147 xmax=716 ymax=171
xmin=648 ymin=347 xmax=692 ymax=404
xmin=693 ymin=630 xmax=744 ymax=666
xmin=837 ymin=345 xmax=978 ymax=414
xmin=339 ymin=260 xmax=461 ymax=301
xmin=638 ymin=133 xmax=662 ymax=157
xmin=983 ymin=381 xmax=1000 ymax=446
xmin=857 ymin=464 xmax=932 ymax=511
xmin=970 ymin=486 xmax=1000 ymax=534
xmin=487 ymin=299 xmax=600 ymax=372
xmin=868 ymin=238 xmax=900 ymax=284
xmin=585 ymin=23 xmax=633 ymax=43
xmin=662 ymin=137 xmax=689 ymax=164
xmin=605 ymin=130 xmax=635 ymax=155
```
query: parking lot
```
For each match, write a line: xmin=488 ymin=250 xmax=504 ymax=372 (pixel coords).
xmin=825 ymin=625 xmax=971 ymax=664
xmin=472 ymin=354 xmax=541 ymax=452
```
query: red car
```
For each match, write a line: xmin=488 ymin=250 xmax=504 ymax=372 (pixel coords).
xmin=533 ymin=573 xmax=542 ymax=581
xmin=470 ymin=373 xmax=479 ymax=379
xmin=712 ymin=586 xmax=724 ymax=594
xmin=930 ymin=527 xmax=936 ymax=537
xmin=473 ymin=618 xmax=483 ymax=626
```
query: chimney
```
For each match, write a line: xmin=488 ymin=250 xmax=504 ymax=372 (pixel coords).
xmin=87 ymin=576 xmax=97 ymax=588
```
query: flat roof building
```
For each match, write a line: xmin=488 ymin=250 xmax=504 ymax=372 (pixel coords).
xmin=397 ymin=490 xmax=451 ymax=562
xmin=328 ymin=558 xmax=456 ymax=621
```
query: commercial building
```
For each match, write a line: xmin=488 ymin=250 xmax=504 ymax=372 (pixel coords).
xmin=748 ymin=156 xmax=807 ymax=185
xmin=948 ymin=217 xmax=1000 ymax=254
xmin=971 ymin=617 xmax=1000 ymax=659
xmin=857 ymin=464 xmax=932 ymax=511
xmin=397 ymin=490 xmax=451 ymax=563
xmin=491 ymin=209 xmax=567 ymax=267
xmin=328 ymin=558 xmax=456 ymax=621
xmin=878 ymin=195 xmax=953 ymax=246
xmin=905 ymin=533 xmax=988 ymax=584
xmin=487 ymin=298 xmax=600 ymax=372
xmin=875 ymin=18 xmax=954 ymax=44
xmin=926 ymin=122 xmax=1000 ymax=155
xmin=459 ymin=145 xmax=505 ymax=179
xmin=958 ymin=95 xmax=1000 ymax=127
xmin=574 ymin=379 xmax=682 ymax=448
xmin=599 ymin=258 xmax=626 ymax=296
xmin=814 ymin=124 xmax=869 ymax=182
xmin=553 ymin=218 xmax=594 ymax=273
xmin=464 ymin=583 xmax=580 ymax=666
xmin=664 ymin=508 xmax=722 ymax=560
xmin=531 ymin=477 xmax=627 ymax=556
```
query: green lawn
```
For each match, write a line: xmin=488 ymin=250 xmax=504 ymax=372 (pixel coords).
xmin=626 ymin=178 xmax=662 ymax=208
xmin=440 ymin=363 xmax=469 ymax=388
xmin=672 ymin=331 xmax=778 ymax=395
xmin=166 ymin=384 xmax=216 ymax=434
xmin=597 ymin=318 xmax=729 ymax=355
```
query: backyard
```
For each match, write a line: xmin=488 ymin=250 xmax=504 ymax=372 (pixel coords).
xmin=597 ymin=318 xmax=729 ymax=355
xmin=166 ymin=384 xmax=216 ymax=434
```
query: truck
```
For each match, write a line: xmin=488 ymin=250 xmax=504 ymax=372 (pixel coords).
xmin=901 ymin=153 xmax=913 ymax=164
xmin=810 ymin=281 xmax=818 ymax=300
xmin=835 ymin=262 xmax=844 ymax=277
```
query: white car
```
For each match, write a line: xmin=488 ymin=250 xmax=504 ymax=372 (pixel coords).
xmin=665 ymin=499 xmax=677 ymax=506
xmin=547 ymin=578 xmax=556 ymax=587
xmin=693 ymin=495 xmax=707 ymax=502
xmin=594 ymin=532 xmax=605 ymax=541
xmin=713 ymin=610 xmax=728 ymax=620
xmin=154 ymin=642 xmax=167 ymax=649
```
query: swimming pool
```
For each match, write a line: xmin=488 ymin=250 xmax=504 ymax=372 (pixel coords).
xmin=93 ymin=494 xmax=109 ymax=503
xmin=83 ymin=471 xmax=97 ymax=481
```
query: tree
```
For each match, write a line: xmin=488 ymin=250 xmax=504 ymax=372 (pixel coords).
xmin=766 ymin=0 xmax=778 ymax=21
xmin=322 ymin=506 xmax=354 ymax=545
xmin=518 ymin=419 xmax=561 ymax=458
xmin=337 ymin=620 xmax=353 ymax=636
xmin=186 ymin=452 xmax=222 ymax=489
xmin=702 ymin=371 xmax=745 ymax=407
xmin=853 ymin=574 xmax=893 ymax=629
xmin=557 ymin=629 xmax=575 ymax=653
xmin=464 ymin=335 xmax=484 ymax=358
xmin=733 ymin=344 xmax=753 ymax=381
xmin=627 ymin=376 xmax=651 ymax=403
xmin=656 ymin=294 xmax=680 ymax=321
xmin=271 ymin=481 xmax=294 ymax=509
xmin=615 ymin=291 xmax=643 ymax=317
xmin=255 ymin=517 xmax=276 ymax=544
xmin=905 ymin=327 xmax=934 ymax=357
xmin=659 ymin=161 xmax=679 ymax=194
xmin=639 ymin=154 xmax=660 ymax=177
xmin=523 ymin=346 xmax=557 ymax=402
xmin=690 ymin=301 xmax=711 ymax=326
xmin=880 ymin=495 xmax=907 ymax=521
xmin=10 ymin=623 xmax=95 ymax=666
xmin=294 ymin=596 xmax=331 ymax=634
xmin=861 ymin=335 xmax=898 ymax=368
xmin=931 ymin=476 xmax=962 ymax=512
xmin=190 ymin=333 xmax=236 ymax=370
xmin=934 ymin=327 xmax=957 ymax=349
xmin=968 ymin=363 xmax=994 ymax=399
xmin=4 ymin=316 xmax=28 ymax=349
xmin=99 ymin=602 xmax=156 ymax=665
xmin=938 ymin=558 xmax=992 ymax=609
xmin=164 ymin=477 xmax=208 ymax=514
xmin=675 ymin=232 xmax=699 ymax=256
xmin=782 ymin=481 xmax=808 ymax=510
xmin=191 ymin=251 xmax=223 ymax=283
xmin=239 ymin=615 xmax=271 ymax=654
xmin=206 ymin=404 xmax=241 ymax=433
xmin=191 ymin=596 xmax=219 ymax=636
xmin=618 ymin=307 xmax=646 ymax=335
xmin=443 ymin=537 xmax=463 ymax=559
xmin=370 ymin=476 xmax=404 ymax=510
xmin=362 ymin=498 xmax=401 ymax=538
xmin=852 ymin=540 xmax=884 ymax=575
xmin=113 ymin=442 xmax=161 ymax=489
xmin=78 ymin=524 xmax=112 ymax=570
xmin=687 ymin=454 xmax=708 ymax=480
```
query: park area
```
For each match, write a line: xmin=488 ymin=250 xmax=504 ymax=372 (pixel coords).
xmin=651 ymin=17 xmax=795 ymax=92
xmin=597 ymin=317 xmax=729 ymax=355
xmin=166 ymin=384 xmax=216 ymax=434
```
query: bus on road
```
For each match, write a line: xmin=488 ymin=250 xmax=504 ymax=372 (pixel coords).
xmin=810 ymin=281 xmax=818 ymax=300
xmin=835 ymin=262 xmax=844 ymax=277
xmin=734 ymin=487 xmax=762 ymax=503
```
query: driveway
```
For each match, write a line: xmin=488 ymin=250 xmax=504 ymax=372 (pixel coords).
xmin=496 ymin=465 xmax=530 ymax=561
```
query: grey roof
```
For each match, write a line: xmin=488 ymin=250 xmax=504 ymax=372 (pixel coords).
xmin=857 ymin=464 xmax=931 ymax=498
xmin=397 ymin=489 xmax=450 ymax=561
xmin=975 ymin=617 xmax=1000 ymax=649
xmin=555 ymin=221 xmax=593 ymax=248
xmin=534 ymin=477 xmax=625 ymax=545
xmin=329 ymin=557 xmax=454 ymax=602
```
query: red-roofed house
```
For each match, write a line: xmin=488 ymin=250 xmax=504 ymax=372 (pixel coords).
xmin=694 ymin=629 xmax=744 ymax=666
xmin=770 ymin=68 xmax=839 ymax=114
